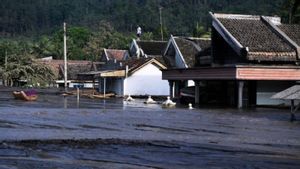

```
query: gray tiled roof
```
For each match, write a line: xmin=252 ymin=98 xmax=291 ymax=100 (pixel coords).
xmin=219 ymin=18 xmax=293 ymax=52
xmin=216 ymin=15 xmax=298 ymax=61
xmin=174 ymin=37 xmax=211 ymax=67
xmin=136 ymin=41 xmax=167 ymax=56
xmin=278 ymin=24 xmax=300 ymax=46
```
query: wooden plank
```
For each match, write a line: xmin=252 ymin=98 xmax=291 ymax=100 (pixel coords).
xmin=100 ymin=70 xmax=125 ymax=77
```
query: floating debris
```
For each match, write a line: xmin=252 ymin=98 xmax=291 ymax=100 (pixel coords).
xmin=144 ymin=96 xmax=157 ymax=104
xmin=125 ymin=95 xmax=135 ymax=102
xmin=188 ymin=103 xmax=194 ymax=110
xmin=162 ymin=96 xmax=176 ymax=108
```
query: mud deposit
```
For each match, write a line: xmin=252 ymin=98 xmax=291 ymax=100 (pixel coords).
xmin=0 ymin=87 xmax=300 ymax=168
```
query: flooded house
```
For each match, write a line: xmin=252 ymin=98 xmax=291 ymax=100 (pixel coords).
xmin=129 ymin=39 xmax=167 ymax=59
xmin=163 ymin=36 xmax=211 ymax=90
xmin=100 ymin=48 xmax=129 ymax=62
xmin=78 ymin=48 xmax=169 ymax=96
xmin=162 ymin=13 xmax=300 ymax=108
xmin=38 ymin=57 xmax=103 ymax=88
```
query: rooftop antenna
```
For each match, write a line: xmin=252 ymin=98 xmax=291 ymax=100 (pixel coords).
xmin=63 ymin=22 xmax=68 ymax=92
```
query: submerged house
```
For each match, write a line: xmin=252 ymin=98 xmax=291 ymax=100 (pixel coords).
xmin=163 ymin=36 xmax=211 ymax=95
xmin=129 ymin=39 xmax=167 ymax=59
xmin=100 ymin=49 xmax=129 ymax=62
xmin=164 ymin=35 xmax=211 ymax=69
xmin=39 ymin=58 xmax=103 ymax=88
xmin=78 ymin=57 xmax=169 ymax=96
xmin=162 ymin=13 xmax=300 ymax=108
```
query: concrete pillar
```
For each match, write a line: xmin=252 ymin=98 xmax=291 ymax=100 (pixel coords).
xmin=194 ymin=80 xmax=200 ymax=105
xmin=238 ymin=81 xmax=244 ymax=109
xmin=169 ymin=80 xmax=175 ymax=99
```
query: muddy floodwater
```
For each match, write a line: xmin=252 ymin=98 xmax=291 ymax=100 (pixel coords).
xmin=0 ymin=87 xmax=299 ymax=169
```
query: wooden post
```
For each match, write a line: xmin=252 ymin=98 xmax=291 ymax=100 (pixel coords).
xmin=194 ymin=80 xmax=200 ymax=105
xmin=77 ymin=87 xmax=80 ymax=106
xmin=238 ymin=81 xmax=244 ymax=109
xmin=291 ymin=100 xmax=295 ymax=121
xmin=64 ymin=96 xmax=67 ymax=109
xmin=103 ymin=77 xmax=106 ymax=98
xmin=92 ymin=79 xmax=95 ymax=95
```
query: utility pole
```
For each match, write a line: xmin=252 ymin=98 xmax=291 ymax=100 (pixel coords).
xmin=63 ymin=22 xmax=68 ymax=92
xmin=159 ymin=7 xmax=163 ymax=41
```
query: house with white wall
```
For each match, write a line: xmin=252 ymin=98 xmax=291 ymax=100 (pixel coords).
xmin=78 ymin=58 xmax=169 ymax=96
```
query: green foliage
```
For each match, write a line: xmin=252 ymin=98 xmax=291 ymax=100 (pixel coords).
xmin=280 ymin=0 xmax=300 ymax=23
xmin=83 ymin=21 xmax=133 ymax=60
xmin=142 ymin=32 xmax=154 ymax=41
xmin=0 ymin=40 xmax=55 ymax=86
xmin=1 ymin=0 xmax=290 ymax=38
xmin=193 ymin=24 xmax=211 ymax=38
xmin=51 ymin=26 xmax=91 ymax=60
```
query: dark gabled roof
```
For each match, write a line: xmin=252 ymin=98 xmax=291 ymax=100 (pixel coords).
xmin=104 ymin=49 xmax=128 ymax=61
xmin=38 ymin=59 xmax=103 ymax=79
xmin=58 ymin=61 xmax=97 ymax=80
xmin=174 ymin=37 xmax=211 ymax=67
xmin=213 ymin=13 xmax=298 ymax=61
xmin=136 ymin=41 xmax=167 ymax=56
xmin=278 ymin=24 xmax=300 ymax=46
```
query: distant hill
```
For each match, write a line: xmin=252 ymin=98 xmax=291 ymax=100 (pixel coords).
xmin=0 ymin=0 xmax=295 ymax=37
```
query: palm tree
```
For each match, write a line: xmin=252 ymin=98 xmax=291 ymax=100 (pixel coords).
xmin=1 ymin=52 xmax=55 ymax=87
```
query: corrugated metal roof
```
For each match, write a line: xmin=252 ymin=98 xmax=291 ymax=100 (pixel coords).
xmin=271 ymin=85 xmax=300 ymax=100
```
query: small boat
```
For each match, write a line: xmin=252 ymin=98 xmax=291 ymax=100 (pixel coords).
xmin=13 ymin=91 xmax=38 ymax=101
xmin=82 ymin=93 xmax=115 ymax=99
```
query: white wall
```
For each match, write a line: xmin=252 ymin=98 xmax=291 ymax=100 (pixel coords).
xmin=124 ymin=64 xmax=169 ymax=96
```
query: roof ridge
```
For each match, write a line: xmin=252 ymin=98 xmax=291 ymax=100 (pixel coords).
xmin=214 ymin=13 xmax=281 ymax=25
xmin=214 ymin=13 xmax=261 ymax=20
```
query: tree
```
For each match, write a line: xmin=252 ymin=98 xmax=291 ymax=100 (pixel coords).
xmin=0 ymin=41 xmax=55 ymax=86
xmin=51 ymin=25 xmax=91 ymax=60
xmin=193 ymin=24 xmax=211 ymax=38
xmin=83 ymin=21 xmax=132 ymax=60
